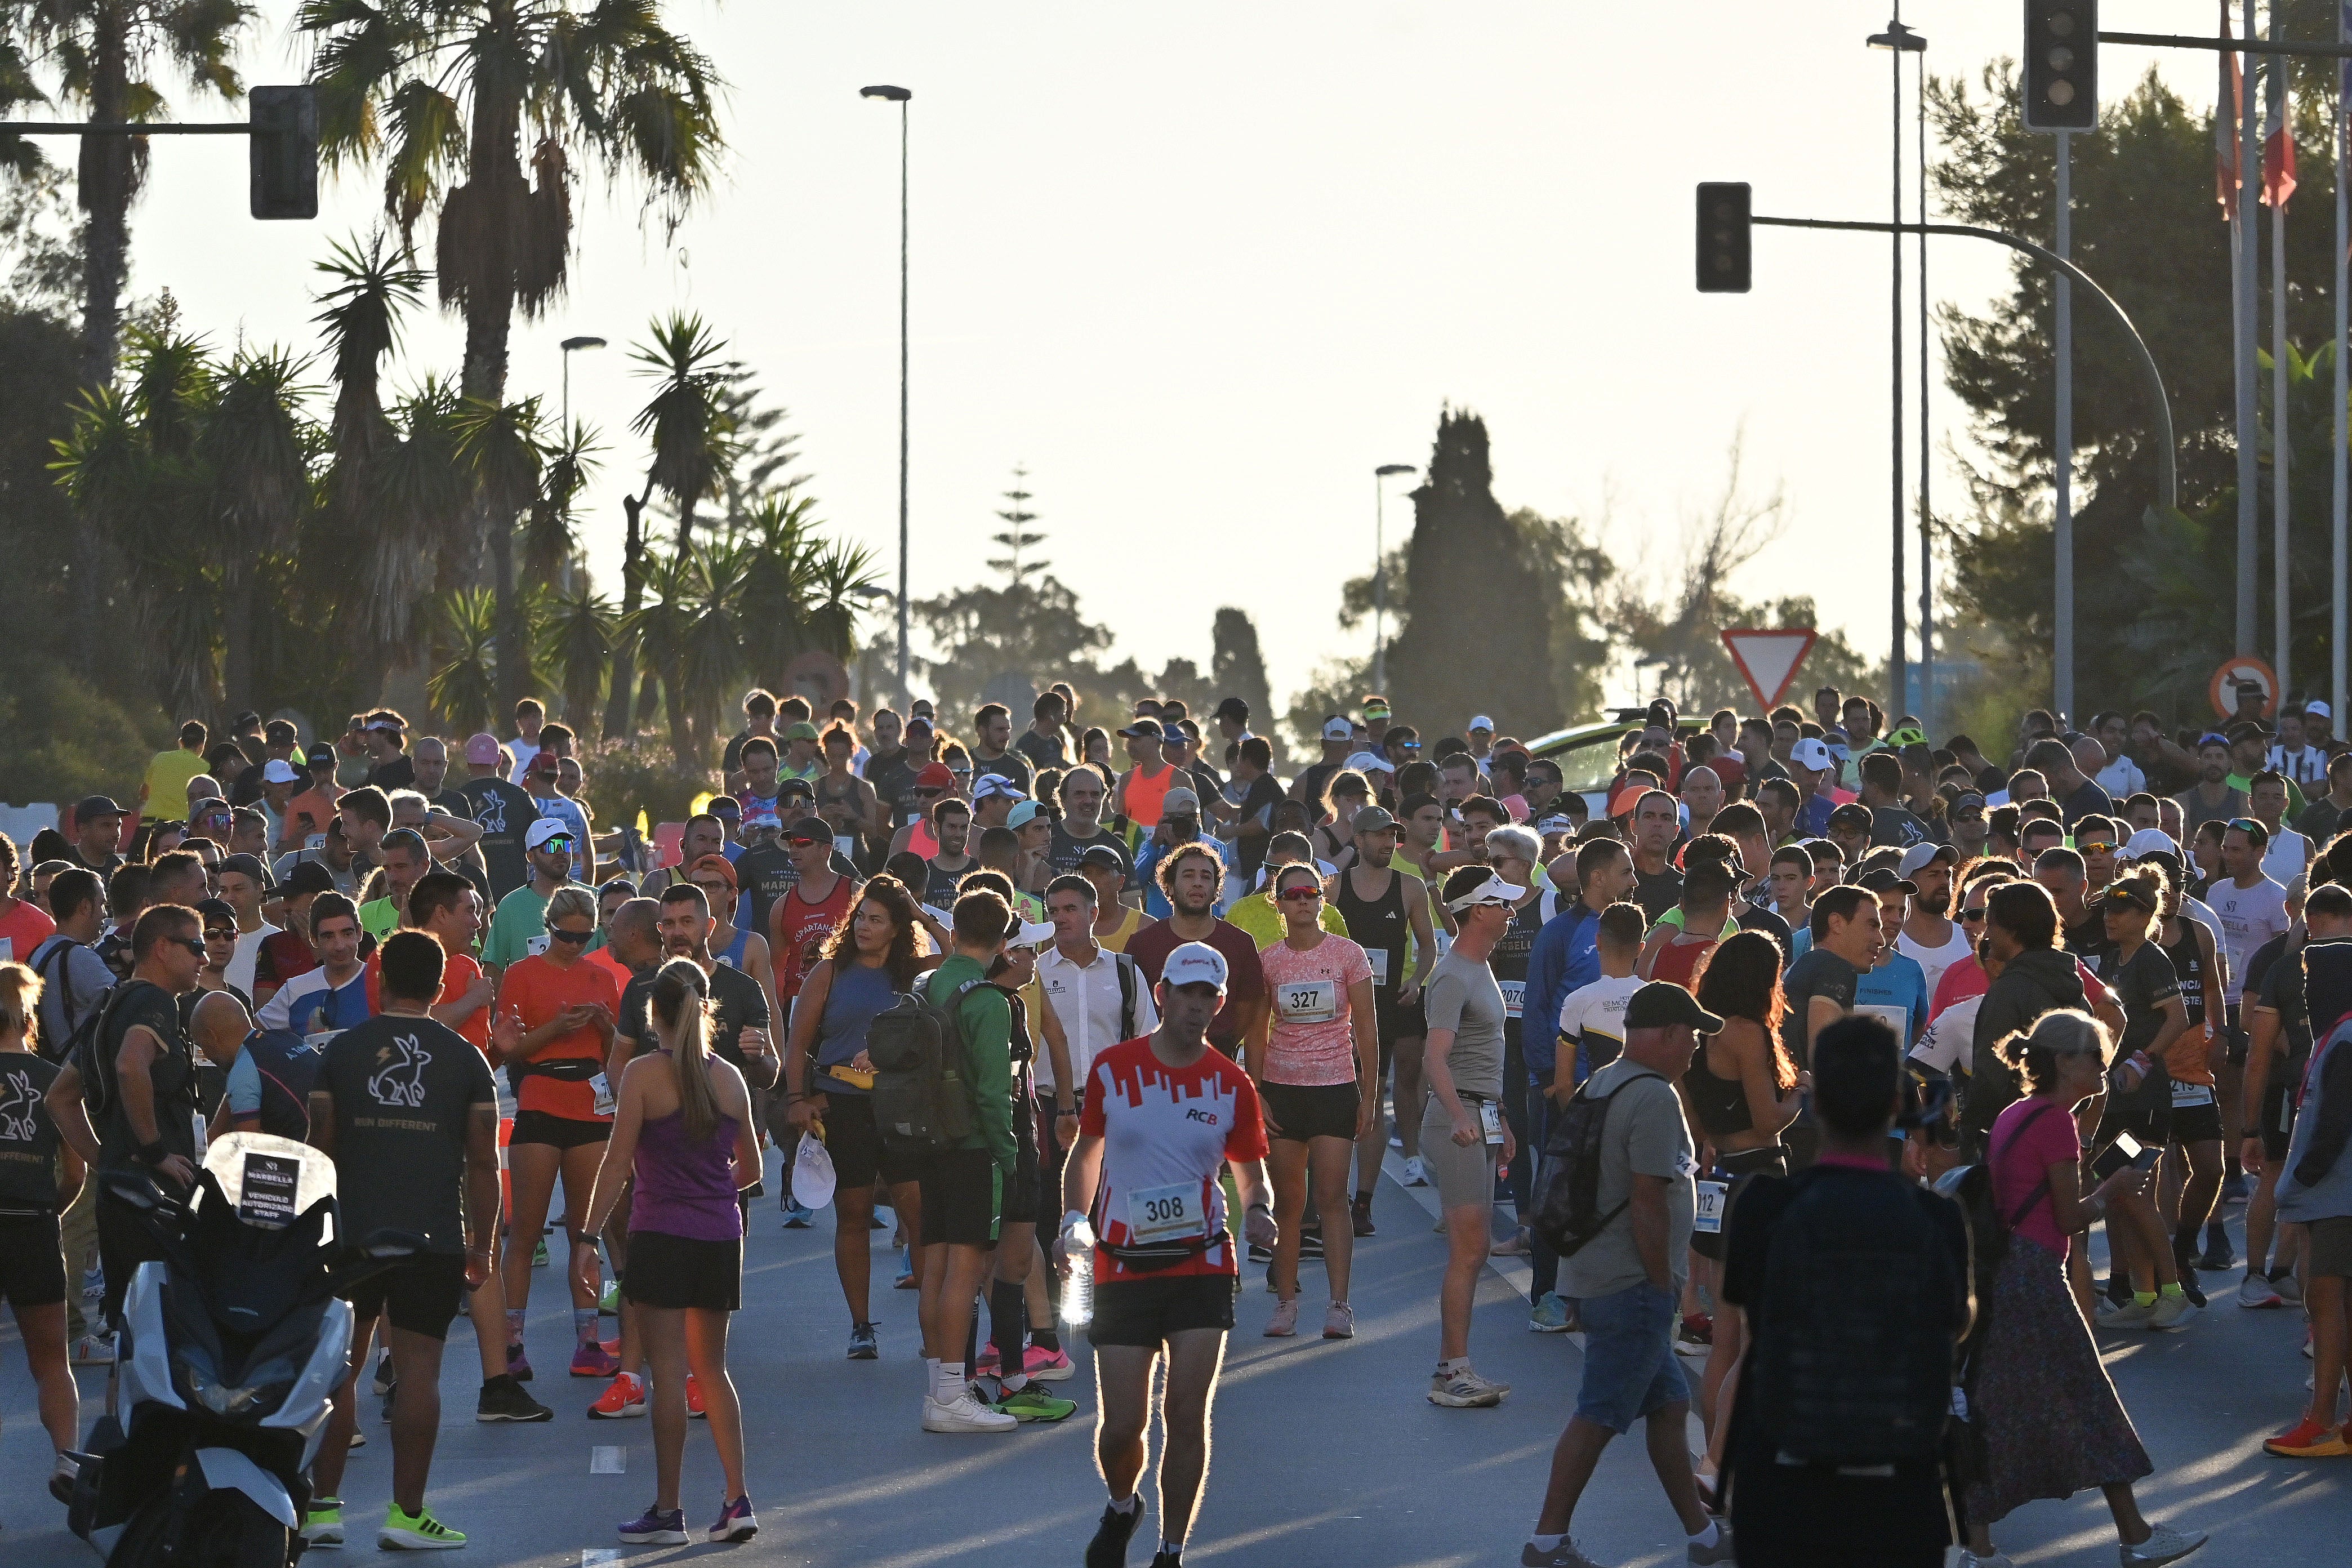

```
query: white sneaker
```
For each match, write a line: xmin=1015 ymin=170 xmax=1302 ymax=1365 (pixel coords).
xmin=1402 ymin=1156 xmax=1428 ymax=1187
xmin=1427 ymin=1366 xmax=1509 ymax=1407
xmin=922 ymin=1390 xmax=1016 ymax=1433
xmin=2120 ymin=1521 xmax=2207 ymax=1566
xmin=2096 ymin=1297 xmax=2155 ymax=1328
xmin=69 ymin=1334 xmax=115 ymax=1366
xmin=2148 ymin=1291 xmax=2195 ymax=1330
xmin=2237 ymin=1272 xmax=2284 ymax=1309
xmin=2273 ymin=1271 xmax=2304 ymax=1307
xmin=1956 ymin=1553 xmax=2013 ymax=1568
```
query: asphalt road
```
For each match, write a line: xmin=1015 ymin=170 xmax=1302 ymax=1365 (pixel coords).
xmin=1 ymin=1152 xmax=2343 ymax=1567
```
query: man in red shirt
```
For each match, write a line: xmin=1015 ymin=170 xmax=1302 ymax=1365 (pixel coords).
xmin=768 ymin=817 xmax=858 ymax=1009
xmin=1125 ymin=843 xmax=1266 ymax=1057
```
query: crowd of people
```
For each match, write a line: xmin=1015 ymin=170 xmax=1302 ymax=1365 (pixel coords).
xmin=0 ymin=678 xmax=2344 ymax=1565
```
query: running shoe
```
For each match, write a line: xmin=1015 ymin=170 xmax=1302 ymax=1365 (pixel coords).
xmin=598 ymin=1280 xmax=621 ymax=1314
xmin=69 ymin=1334 xmax=115 ymax=1366
xmin=1264 ymin=1299 xmax=1299 ymax=1337
xmin=380 ymin=1377 xmax=399 ymax=1422
xmin=1520 ymin=1540 xmax=1606 ymax=1568
xmin=1322 ymin=1302 xmax=1355 ymax=1339
xmin=2263 ymin=1416 xmax=2352 ymax=1458
xmin=1023 ymin=1343 xmax=1075 ymax=1380
xmin=476 ymin=1374 xmax=553 ymax=1422
xmin=1351 ymin=1194 xmax=1375 ymax=1236
xmin=1401 ymin=1155 xmax=1428 ymax=1187
xmin=2119 ymin=1521 xmax=2207 ymax=1565
xmin=2238 ymin=1272 xmax=2285 ymax=1309
xmin=348 ymin=1428 xmax=367 ymax=1448
xmin=1676 ymin=1313 xmax=1713 ymax=1354
xmin=2199 ymin=1227 xmax=2234 ymax=1272
xmin=570 ymin=1339 xmax=620 ymax=1378
xmin=2148 ymin=1292 xmax=2196 ymax=1331
xmin=1087 ymin=1500 xmax=1143 ymax=1568
xmin=2273 ymin=1269 xmax=2304 ymax=1307
xmin=532 ymin=1237 xmax=549 ymax=1267
xmin=706 ymin=1495 xmax=758 ymax=1543
xmin=1148 ymin=1553 xmax=1184 ymax=1568
xmin=848 ymin=1322 xmax=879 ymax=1360
xmin=372 ymin=1349 xmax=397 ymax=1395
xmin=1529 ymin=1292 xmax=1575 ymax=1333
xmin=1955 ymin=1553 xmax=2014 ymax=1568
xmin=781 ymin=1200 xmax=815 ymax=1228
xmin=894 ymin=1246 xmax=918 ymax=1288
xmin=1298 ymin=1229 xmax=1325 ymax=1260
xmin=378 ymin=1504 xmax=466 ymax=1550
xmin=2096 ymin=1297 xmax=2156 ymax=1329
xmin=923 ymin=1388 xmax=1017 ymax=1433
xmin=49 ymin=1454 xmax=78 ymax=1507
xmin=974 ymin=1344 xmax=1001 ymax=1375
xmin=1491 ymin=1228 xmax=1533 ymax=1258
xmin=1428 ymin=1366 xmax=1510 ymax=1407
xmin=589 ymin=1371 xmax=646 ymax=1419
xmin=992 ymin=1384 xmax=1079 ymax=1422
xmin=617 ymin=1506 xmax=687 ymax=1545
xmin=687 ymin=1372 xmax=706 ymax=1419
xmin=1689 ymin=1523 xmax=1738 ymax=1565
xmin=506 ymin=1342 xmax=533 ymax=1382
xmin=302 ymin=1501 xmax=345 ymax=1547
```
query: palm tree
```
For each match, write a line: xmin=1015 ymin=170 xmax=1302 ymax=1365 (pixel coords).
xmin=199 ymin=345 xmax=314 ymax=707
xmin=733 ymin=491 xmax=820 ymax=680
xmin=426 ymin=585 xmax=498 ymax=733
xmin=624 ymin=545 xmax=697 ymax=756
xmin=536 ymin=579 xmax=613 ymax=737
xmin=452 ymin=391 xmax=546 ymax=714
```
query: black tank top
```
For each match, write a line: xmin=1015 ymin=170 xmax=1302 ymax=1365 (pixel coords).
xmin=2162 ymin=917 xmax=2208 ymax=1027
xmin=1334 ymin=866 xmax=1406 ymax=996
xmin=923 ymin=855 xmax=972 ymax=910
xmin=1682 ymin=1039 xmax=1753 ymax=1136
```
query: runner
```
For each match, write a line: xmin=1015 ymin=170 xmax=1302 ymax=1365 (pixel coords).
xmin=2088 ymin=868 xmax=2193 ymax=1328
xmin=0 ymin=961 xmax=79 ymax=1505
xmin=1331 ymin=807 xmax=1437 ymax=1224
xmin=768 ymin=818 xmax=858 ymax=1029
xmin=1894 ymin=843 xmax=1970 ymax=1000
xmin=305 ymin=932 xmax=500 ymax=1550
xmin=1050 ymin=764 xmax=1133 ymax=882
xmin=1128 ymin=844 xmax=1266 ymax=1063
xmin=1063 ymin=940 xmax=1274 ymax=1568
xmin=483 ymin=819 xmax=588 ymax=974
xmin=1247 ymin=863 xmax=1377 ymax=1340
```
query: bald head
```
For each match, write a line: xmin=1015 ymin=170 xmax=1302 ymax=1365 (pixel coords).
xmin=2071 ymin=736 xmax=2105 ymax=778
xmin=606 ymin=896 xmax=663 ymax=968
xmin=190 ymin=989 xmax=252 ymax=1068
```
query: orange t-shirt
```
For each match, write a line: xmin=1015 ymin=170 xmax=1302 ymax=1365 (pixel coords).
xmin=364 ymin=948 xmax=493 ymax=1055
xmin=496 ymin=954 xmax=622 ymax=1120
xmin=583 ymin=947 xmax=635 ymax=995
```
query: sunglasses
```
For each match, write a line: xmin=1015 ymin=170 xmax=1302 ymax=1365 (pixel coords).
xmin=546 ymin=926 xmax=594 ymax=945
xmin=2078 ymin=841 xmax=2117 ymax=854
xmin=537 ymin=837 xmax=577 ymax=853
xmin=1276 ymin=885 xmax=1322 ymax=902
xmin=2228 ymin=818 xmax=2263 ymax=835
xmin=787 ymin=834 xmax=822 ymax=848
xmin=1958 ymin=908 xmax=1987 ymax=923
xmin=164 ymin=934 xmax=208 ymax=956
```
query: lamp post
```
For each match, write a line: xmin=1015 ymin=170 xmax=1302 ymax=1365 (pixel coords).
xmin=1869 ymin=15 xmax=1926 ymax=720
xmin=1372 ymin=463 xmax=1414 ymax=692
xmin=560 ymin=335 xmax=605 ymax=430
xmin=862 ymin=83 xmax=912 ymax=707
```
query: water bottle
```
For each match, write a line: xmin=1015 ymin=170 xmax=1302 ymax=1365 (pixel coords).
xmin=1060 ymin=1211 xmax=1096 ymax=1331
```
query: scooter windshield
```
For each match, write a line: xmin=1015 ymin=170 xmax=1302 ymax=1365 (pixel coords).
xmin=202 ymin=1132 xmax=337 ymax=1232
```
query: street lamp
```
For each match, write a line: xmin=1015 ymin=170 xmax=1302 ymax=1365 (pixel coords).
xmin=862 ymin=84 xmax=912 ymax=707
xmin=560 ymin=335 xmax=605 ymax=430
xmin=1372 ymin=464 xmax=1414 ymax=692
xmin=1868 ymin=15 xmax=1925 ymax=722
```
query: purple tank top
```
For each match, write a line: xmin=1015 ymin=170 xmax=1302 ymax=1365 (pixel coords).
xmin=630 ymin=1104 xmax=743 ymax=1241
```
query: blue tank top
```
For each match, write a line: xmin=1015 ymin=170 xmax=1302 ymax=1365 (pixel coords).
xmin=718 ymin=924 xmax=750 ymax=973
xmin=814 ymin=961 xmax=898 ymax=1095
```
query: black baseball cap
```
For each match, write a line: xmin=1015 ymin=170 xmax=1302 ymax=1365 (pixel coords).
xmin=282 ymin=859 xmax=337 ymax=898
xmin=1858 ymin=866 xmax=1917 ymax=897
xmin=1077 ymin=843 xmax=1127 ymax=871
xmin=1622 ymin=981 xmax=1724 ymax=1034
xmin=74 ymin=794 xmax=125 ymax=820
xmin=787 ymin=816 xmax=834 ymax=845
xmin=218 ymin=853 xmax=273 ymax=888
xmin=1829 ymin=803 xmax=1873 ymax=831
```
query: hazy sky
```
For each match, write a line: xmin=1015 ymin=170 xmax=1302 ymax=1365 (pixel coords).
xmin=116 ymin=2 xmax=2237 ymax=719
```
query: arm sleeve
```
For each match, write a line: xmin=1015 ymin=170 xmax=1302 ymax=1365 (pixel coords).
xmin=224 ymin=1048 xmax=264 ymax=1116
xmin=961 ymin=988 xmax=1018 ymax=1170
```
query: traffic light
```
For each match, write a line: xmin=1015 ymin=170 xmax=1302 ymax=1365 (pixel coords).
xmin=1695 ymin=182 xmax=1751 ymax=293
xmin=2022 ymin=1 xmax=2097 ymax=132
xmin=249 ymin=84 xmax=318 ymax=220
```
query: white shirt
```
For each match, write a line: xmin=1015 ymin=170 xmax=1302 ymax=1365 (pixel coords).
xmin=2204 ymin=875 xmax=2291 ymax=1003
xmin=1895 ymin=922 xmax=1974 ymax=1005
xmin=2269 ymin=743 xmax=2329 ymax=790
xmin=2095 ymin=754 xmax=2146 ymax=799
xmin=225 ymin=923 xmax=279 ymax=998
xmin=1912 ymin=994 xmax=1983 ymax=1076
xmin=506 ymin=737 xmax=540 ymax=786
xmin=2261 ymin=826 xmax=2313 ymax=885
xmin=1034 ymin=942 xmax=1159 ymax=1095
xmin=1556 ymin=973 xmax=1643 ymax=1077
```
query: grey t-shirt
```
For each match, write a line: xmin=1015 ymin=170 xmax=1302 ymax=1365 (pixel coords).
xmin=1422 ymin=950 xmax=1507 ymax=1101
xmin=1560 ymin=1057 xmax=1698 ymax=1301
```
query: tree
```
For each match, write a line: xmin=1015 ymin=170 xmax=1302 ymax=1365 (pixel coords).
xmin=1210 ymin=607 xmax=1274 ymax=743
xmin=989 ymin=464 xmax=1046 ymax=586
xmin=199 ymin=345 xmax=311 ymax=709
xmin=452 ymin=390 xmax=547 ymax=714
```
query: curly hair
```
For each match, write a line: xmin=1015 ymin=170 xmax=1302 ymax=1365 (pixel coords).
xmin=819 ymin=872 xmax=925 ymax=991
xmin=1692 ymin=930 xmax=1795 ymax=1093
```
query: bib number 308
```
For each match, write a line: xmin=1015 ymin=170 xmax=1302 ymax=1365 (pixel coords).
xmin=1128 ymin=1181 xmax=1208 ymax=1245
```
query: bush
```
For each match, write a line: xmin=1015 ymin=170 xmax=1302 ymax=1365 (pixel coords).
xmin=579 ymin=734 xmax=717 ymax=831
xmin=0 ymin=654 xmax=170 ymax=809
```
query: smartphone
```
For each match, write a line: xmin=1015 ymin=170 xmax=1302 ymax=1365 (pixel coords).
xmin=2091 ymin=1131 xmax=2162 ymax=1181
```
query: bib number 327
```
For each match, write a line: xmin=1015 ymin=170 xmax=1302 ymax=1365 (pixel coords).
xmin=1127 ymin=1182 xmax=1208 ymax=1245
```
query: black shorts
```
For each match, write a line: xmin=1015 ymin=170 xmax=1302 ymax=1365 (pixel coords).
xmin=1374 ymin=994 xmax=1427 ymax=1058
xmin=2095 ymin=1098 xmax=2171 ymax=1152
xmin=97 ymin=1186 xmax=170 ymax=1330
xmin=624 ymin=1230 xmax=742 ymax=1312
xmin=2168 ymin=1097 xmax=2225 ymax=1146
xmin=1035 ymin=1095 xmax=1076 ymax=1229
xmin=1002 ymin=1110 xmax=1042 ymax=1227
xmin=0 ymin=1212 xmax=66 ymax=1308
xmin=1089 ymin=1272 xmax=1237 ymax=1348
xmin=348 ymin=1253 xmax=467 ymax=1340
xmin=1690 ymin=1148 xmax=1788 ymax=1264
xmin=1260 ymin=1082 xmax=1361 ymax=1143
xmin=2223 ymin=1006 xmax=2247 ymax=1064
xmin=509 ymin=1110 xmax=609 ymax=1151
xmin=2260 ymin=1079 xmax=2292 ymax=1161
xmin=915 ymin=1144 xmax=1002 ymax=1248
xmin=821 ymin=1094 xmax=918 ymax=1192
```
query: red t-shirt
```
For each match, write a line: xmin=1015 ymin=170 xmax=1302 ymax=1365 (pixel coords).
xmin=1081 ymin=1037 xmax=1269 ymax=1284
xmin=364 ymin=948 xmax=493 ymax=1055
xmin=496 ymin=954 xmax=621 ymax=1120
xmin=770 ymin=875 xmax=855 ymax=1004
xmin=0 ymin=897 xmax=57 ymax=965
xmin=1125 ymin=919 xmax=1266 ymax=1050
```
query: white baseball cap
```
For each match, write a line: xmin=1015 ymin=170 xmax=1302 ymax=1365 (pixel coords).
xmin=973 ymin=773 xmax=1027 ymax=801
xmin=1789 ymin=737 xmax=1836 ymax=772
xmin=1468 ymin=715 xmax=1495 ymax=733
xmin=260 ymin=758 xmax=301 ymax=784
xmin=1446 ymin=872 xmax=1527 ymax=912
xmin=2122 ymin=827 xmax=2180 ymax=861
xmin=1897 ymin=841 xmax=1957 ymax=878
xmin=525 ymin=818 xmax=574 ymax=850
xmin=1321 ymin=716 xmax=1353 ymax=742
xmin=1007 ymin=919 xmax=1055 ymax=952
xmin=1160 ymin=941 xmax=1230 ymax=991
xmin=1343 ymin=750 xmax=1393 ymax=775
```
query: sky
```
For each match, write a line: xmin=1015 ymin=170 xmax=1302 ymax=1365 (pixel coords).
xmin=110 ymin=1 xmax=2240 ymax=719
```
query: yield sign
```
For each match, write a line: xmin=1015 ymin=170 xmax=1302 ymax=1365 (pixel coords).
xmin=1720 ymin=628 xmax=1818 ymax=710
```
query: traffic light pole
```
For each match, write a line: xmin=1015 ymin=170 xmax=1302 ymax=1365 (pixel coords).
xmin=1751 ymin=214 xmax=2176 ymax=515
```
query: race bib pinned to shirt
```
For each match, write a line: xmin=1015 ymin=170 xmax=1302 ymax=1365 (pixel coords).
xmin=1499 ymin=978 xmax=1526 ymax=1018
xmin=525 ymin=933 xmax=551 ymax=958
xmin=1694 ymin=1178 xmax=1729 ymax=1235
xmin=1274 ymin=979 xmax=1338 ymax=1024
xmin=1127 ymin=1181 xmax=1209 ymax=1245
xmin=590 ymin=1072 xmax=616 ymax=1117
xmin=1366 ymin=948 xmax=1391 ymax=988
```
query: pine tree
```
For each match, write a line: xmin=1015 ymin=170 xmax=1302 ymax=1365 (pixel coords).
xmin=988 ymin=465 xmax=1049 ymax=587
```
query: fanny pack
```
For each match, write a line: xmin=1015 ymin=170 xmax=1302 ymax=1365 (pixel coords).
xmin=507 ymin=1057 xmax=603 ymax=1084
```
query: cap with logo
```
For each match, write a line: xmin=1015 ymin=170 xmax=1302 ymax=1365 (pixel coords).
xmin=1622 ymin=981 xmax=1725 ymax=1034
xmin=914 ymin=762 xmax=957 ymax=792
xmin=1446 ymin=871 xmax=1526 ymax=912
xmin=1948 ymin=791 xmax=1988 ymax=816
xmin=528 ymin=750 xmax=560 ymax=777
xmin=973 ymin=773 xmax=1027 ymax=801
xmin=1352 ymin=805 xmax=1398 ymax=834
xmin=1828 ymin=802 xmax=1874 ymax=831
xmin=1789 ymin=737 xmax=1836 ymax=772
xmin=525 ymin=818 xmax=574 ymax=851
xmin=1161 ymin=941 xmax=1230 ymax=990
xmin=1343 ymin=750 xmax=1393 ymax=775
xmin=789 ymin=817 xmax=835 ymax=845
xmin=464 ymin=733 xmax=504 ymax=766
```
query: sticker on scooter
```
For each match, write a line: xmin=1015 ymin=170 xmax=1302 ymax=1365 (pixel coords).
xmin=239 ymin=1152 xmax=301 ymax=1227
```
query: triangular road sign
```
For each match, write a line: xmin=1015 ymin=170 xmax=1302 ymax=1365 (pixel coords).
xmin=1720 ymin=628 xmax=1818 ymax=710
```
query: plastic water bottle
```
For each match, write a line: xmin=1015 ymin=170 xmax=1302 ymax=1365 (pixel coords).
xmin=1061 ymin=1213 xmax=1096 ymax=1331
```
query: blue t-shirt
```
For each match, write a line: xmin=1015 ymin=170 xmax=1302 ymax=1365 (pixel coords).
xmin=1853 ymin=951 xmax=1930 ymax=1046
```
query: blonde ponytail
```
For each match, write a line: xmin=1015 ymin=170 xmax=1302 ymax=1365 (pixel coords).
xmin=652 ymin=957 xmax=721 ymax=1144
xmin=0 ymin=961 xmax=43 ymax=1053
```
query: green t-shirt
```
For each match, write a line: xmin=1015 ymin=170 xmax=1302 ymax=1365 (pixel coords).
xmin=359 ymin=897 xmax=400 ymax=944
xmin=1228 ymin=888 xmax=1348 ymax=951
xmin=923 ymin=954 xmax=1017 ymax=1170
xmin=483 ymin=883 xmax=604 ymax=969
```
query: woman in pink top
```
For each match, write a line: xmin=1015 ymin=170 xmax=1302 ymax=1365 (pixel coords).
xmin=1245 ymin=863 xmax=1377 ymax=1341
xmin=1962 ymin=1010 xmax=2206 ymax=1568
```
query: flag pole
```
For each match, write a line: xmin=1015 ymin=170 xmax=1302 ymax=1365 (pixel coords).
xmin=2272 ymin=1 xmax=2292 ymax=700
xmin=2056 ymin=128 xmax=2074 ymax=723
xmin=2336 ymin=1 xmax=2349 ymax=725
xmin=2240 ymin=0 xmax=2262 ymax=658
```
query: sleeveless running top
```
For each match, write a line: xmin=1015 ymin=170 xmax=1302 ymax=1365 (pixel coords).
xmin=1683 ymin=1043 xmax=1754 ymax=1137
xmin=1123 ymin=763 xmax=1175 ymax=830
xmin=923 ymin=854 xmax=972 ymax=910
xmin=1649 ymin=934 xmax=1718 ymax=992
xmin=907 ymin=818 xmax=941 ymax=859
xmin=1491 ymin=897 xmax=1542 ymax=1028
xmin=631 ymin=1103 xmax=743 ymax=1241
xmin=1334 ymin=866 xmax=1407 ymax=996
xmin=716 ymin=923 xmax=750 ymax=973
xmin=2162 ymin=917 xmax=2208 ymax=1027
xmin=814 ymin=960 xmax=897 ymax=1095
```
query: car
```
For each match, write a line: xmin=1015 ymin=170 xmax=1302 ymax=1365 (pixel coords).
xmin=1524 ymin=710 xmax=1707 ymax=818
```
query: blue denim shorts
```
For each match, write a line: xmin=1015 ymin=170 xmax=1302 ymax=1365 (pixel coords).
xmin=1574 ymin=1280 xmax=1689 ymax=1434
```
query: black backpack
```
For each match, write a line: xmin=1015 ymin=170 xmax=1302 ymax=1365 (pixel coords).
xmin=1748 ymin=1170 xmax=1966 ymax=1464
xmin=866 ymin=979 xmax=994 ymax=1150
xmin=1948 ymin=1100 xmax=2059 ymax=1325
xmin=237 ymin=1029 xmax=324 ymax=1142
xmin=32 ymin=936 xmax=113 ymax=1068
xmin=1528 ymin=1070 xmax=1645 ymax=1258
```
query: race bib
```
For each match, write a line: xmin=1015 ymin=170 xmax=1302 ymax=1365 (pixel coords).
xmin=1127 ymin=1181 xmax=1208 ymax=1245
xmin=2171 ymin=1081 xmax=2216 ymax=1108
xmin=1275 ymin=979 xmax=1338 ymax=1023
xmin=1499 ymin=978 xmax=1526 ymax=1018
xmin=1694 ymin=1178 xmax=1729 ymax=1236
xmin=1366 ymin=948 xmax=1391 ymax=987
xmin=0 ymin=938 xmax=12 ymax=964
xmin=526 ymin=933 xmax=551 ymax=958
xmin=1856 ymin=1004 xmax=1911 ymax=1042
xmin=591 ymin=1072 xmax=616 ymax=1117
xmin=1478 ymin=1099 xmax=1505 ymax=1146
